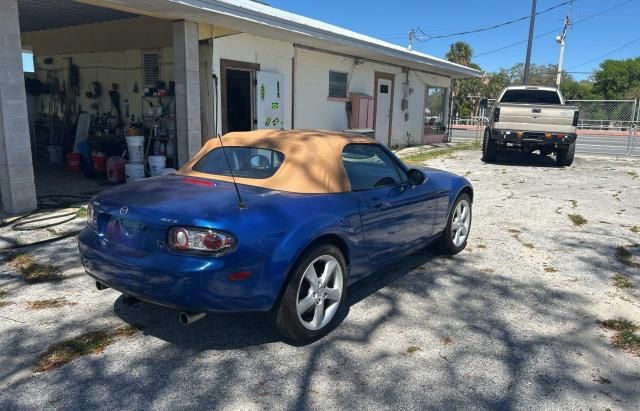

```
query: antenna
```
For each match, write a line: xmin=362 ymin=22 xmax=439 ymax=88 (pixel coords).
xmin=216 ymin=133 xmax=246 ymax=209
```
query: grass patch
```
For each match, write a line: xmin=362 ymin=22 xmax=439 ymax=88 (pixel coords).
xmin=477 ymin=244 xmax=487 ymax=249
xmin=615 ymin=245 xmax=640 ymax=268
xmin=27 ymin=297 xmax=77 ymax=310
xmin=523 ymin=243 xmax=535 ymax=249
xmin=402 ymin=141 xmax=481 ymax=164
xmin=600 ymin=318 xmax=640 ymax=356
xmin=544 ymin=265 xmax=558 ymax=273
xmin=7 ymin=253 xmax=62 ymax=283
xmin=406 ymin=346 xmax=422 ymax=354
xmin=613 ymin=274 xmax=633 ymax=289
xmin=75 ymin=207 xmax=87 ymax=219
xmin=568 ymin=213 xmax=587 ymax=226
xmin=34 ymin=325 xmax=138 ymax=372
xmin=625 ymin=171 xmax=638 ymax=178
xmin=631 ymin=226 xmax=640 ymax=233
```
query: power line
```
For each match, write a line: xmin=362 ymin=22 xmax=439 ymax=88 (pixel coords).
xmin=412 ymin=0 xmax=574 ymax=42
xmin=566 ymin=34 xmax=640 ymax=69
xmin=474 ymin=0 xmax=634 ymax=58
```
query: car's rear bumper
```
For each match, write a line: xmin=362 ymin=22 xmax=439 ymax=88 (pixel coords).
xmin=491 ymin=129 xmax=577 ymax=146
xmin=78 ymin=228 xmax=274 ymax=313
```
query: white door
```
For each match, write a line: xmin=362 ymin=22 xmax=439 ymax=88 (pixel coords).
xmin=375 ymin=78 xmax=392 ymax=145
xmin=256 ymin=71 xmax=285 ymax=129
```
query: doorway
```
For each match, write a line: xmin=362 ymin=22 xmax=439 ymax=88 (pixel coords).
xmin=221 ymin=59 xmax=260 ymax=134
xmin=374 ymin=72 xmax=394 ymax=146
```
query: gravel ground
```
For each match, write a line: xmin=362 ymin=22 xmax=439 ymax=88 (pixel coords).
xmin=1 ymin=150 xmax=639 ymax=410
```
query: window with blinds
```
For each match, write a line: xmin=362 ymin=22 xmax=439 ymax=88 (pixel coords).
xmin=328 ymin=71 xmax=348 ymax=99
xmin=142 ymin=51 xmax=161 ymax=88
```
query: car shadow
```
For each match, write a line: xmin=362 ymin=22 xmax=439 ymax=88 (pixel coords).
xmin=489 ymin=150 xmax=561 ymax=167
xmin=113 ymin=249 xmax=440 ymax=350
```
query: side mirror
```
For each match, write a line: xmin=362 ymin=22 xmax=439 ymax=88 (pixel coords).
xmin=407 ymin=169 xmax=426 ymax=186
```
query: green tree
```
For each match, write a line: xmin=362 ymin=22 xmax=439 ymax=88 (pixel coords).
xmin=593 ymin=57 xmax=640 ymax=99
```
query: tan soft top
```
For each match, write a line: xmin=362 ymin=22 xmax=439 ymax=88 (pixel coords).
xmin=179 ymin=129 xmax=376 ymax=194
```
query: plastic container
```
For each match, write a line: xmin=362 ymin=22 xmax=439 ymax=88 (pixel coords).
xmin=66 ymin=152 xmax=82 ymax=172
xmin=125 ymin=135 xmax=145 ymax=162
xmin=47 ymin=145 xmax=63 ymax=164
xmin=125 ymin=162 xmax=145 ymax=183
xmin=92 ymin=153 xmax=107 ymax=171
xmin=107 ymin=156 xmax=126 ymax=183
xmin=148 ymin=155 xmax=166 ymax=177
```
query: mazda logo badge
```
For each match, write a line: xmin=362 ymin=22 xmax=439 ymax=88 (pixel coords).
xmin=120 ymin=206 xmax=129 ymax=216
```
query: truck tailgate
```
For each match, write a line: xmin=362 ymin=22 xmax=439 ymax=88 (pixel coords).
xmin=496 ymin=103 xmax=577 ymax=134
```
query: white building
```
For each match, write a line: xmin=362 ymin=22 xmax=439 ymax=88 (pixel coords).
xmin=1 ymin=0 xmax=480 ymax=214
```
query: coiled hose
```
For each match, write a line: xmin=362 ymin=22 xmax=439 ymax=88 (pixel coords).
xmin=0 ymin=194 xmax=94 ymax=251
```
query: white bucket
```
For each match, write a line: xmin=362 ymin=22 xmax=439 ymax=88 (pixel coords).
xmin=47 ymin=145 xmax=63 ymax=164
xmin=159 ymin=168 xmax=177 ymax=176
xmin=125 ymin=162 xmax=145 ymax=183
xmin=148 ymin=155 xmax=166 ymax=177
xmin=126 ymin=136 xmax=145 ymax=163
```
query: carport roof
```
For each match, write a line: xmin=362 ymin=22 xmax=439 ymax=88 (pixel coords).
xmin=18 ymin=0 xmax=137 ymax=32
xmin=90 ymin=0 xmax=483 ymax=79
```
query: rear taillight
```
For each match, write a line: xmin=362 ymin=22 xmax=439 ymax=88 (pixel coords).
xmin=168 ymin=226 xmax=236 ymax=256
xmin=572 ymin=111 xmax=579 ymax=127
xmin=493 ymin=107 xmax=500 ymax=123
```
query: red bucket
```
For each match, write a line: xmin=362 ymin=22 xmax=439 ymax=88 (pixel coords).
xmin=92 ymin=153 xmax=107 ymax=171
xmin=66 ymin=152 xmax=81 ymax=172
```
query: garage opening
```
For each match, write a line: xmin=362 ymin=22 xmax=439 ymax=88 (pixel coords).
xmin=12 ymin=0 xmax=185 ymax=205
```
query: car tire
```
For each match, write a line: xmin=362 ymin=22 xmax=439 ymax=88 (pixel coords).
xmin=482 ymin=130 xmax=497 ymax=163
xmin=436 ymin=193 xmax=472 ymax=255
xmin=272 ymin=243 xmax=348 ymax=343
xmin=556 ymin=143 xmax=575 ymax=167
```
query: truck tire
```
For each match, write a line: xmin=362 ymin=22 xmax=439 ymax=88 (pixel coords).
xmin=556 ymin=143 xmax=576 ymax=167
xmin=482 ymin=130 xmax=497 ymax=163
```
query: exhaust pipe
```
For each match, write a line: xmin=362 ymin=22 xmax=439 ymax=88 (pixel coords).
xmin=96 ymin=281 xmax=109 ymax=291
xmin=179 ymin=311 xmax=206 ymax=325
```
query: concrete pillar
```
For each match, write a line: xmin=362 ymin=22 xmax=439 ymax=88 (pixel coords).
xmin=0 ymin=0 xmax=37 ymax=214
xmin=173 ymin=21 xmax=202 ymax=167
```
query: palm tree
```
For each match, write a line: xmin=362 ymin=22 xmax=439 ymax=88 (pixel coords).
xmin=446 ymin=42 xmax=475 ymax=119
xmin=446 ymin=42 xmax=473 ymax=67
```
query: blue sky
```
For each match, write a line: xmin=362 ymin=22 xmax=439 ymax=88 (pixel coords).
xmin=268 ymin=0 xmax=640 ymax=80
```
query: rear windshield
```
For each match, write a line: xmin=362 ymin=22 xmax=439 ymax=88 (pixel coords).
xmin=192 ymin=147 xmax=284 ymax=179
xmin=500 ymin=89 xmax=561 ymax=105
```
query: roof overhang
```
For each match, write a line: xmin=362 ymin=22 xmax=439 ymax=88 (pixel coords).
xmin=80 ymin=0 xmax=482 ymax=79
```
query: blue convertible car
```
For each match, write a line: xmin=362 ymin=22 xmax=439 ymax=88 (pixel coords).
xmin=79 ymin=130 xmax=473 ymax=342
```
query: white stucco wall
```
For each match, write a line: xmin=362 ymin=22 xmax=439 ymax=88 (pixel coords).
xmin=293 ymin=47 xmax=451 ymax=147
xmin=210 ymin=33 xmax=294 ymax=135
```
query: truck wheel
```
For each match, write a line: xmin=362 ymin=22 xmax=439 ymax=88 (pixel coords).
xmin=556 ymin=143 xmax=576 ymax=166
xmin=482 ymin=130 xmax=497 ymax=163
xmin=272 ymin=243 xmax=347 ymax=343
xmin=540 ymin=147 xmax=553 ymax=156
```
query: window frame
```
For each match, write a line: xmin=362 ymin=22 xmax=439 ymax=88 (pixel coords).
xmin=341 ymin=143 xmax=409 ymax=192
xmin=328 ymin=70 xmax=349 ymax=99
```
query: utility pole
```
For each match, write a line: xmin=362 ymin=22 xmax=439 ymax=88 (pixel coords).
xmin=408 ymin=30 xmax=414 ymax=50
xmin=523 ymin=0 xmax=538 ymax=84
xmin=556 ymin=1 xmax=573 ymax=87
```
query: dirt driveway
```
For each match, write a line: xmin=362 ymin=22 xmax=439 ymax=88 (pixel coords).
xmin=1 ymin=150 xmax=639 ymax=410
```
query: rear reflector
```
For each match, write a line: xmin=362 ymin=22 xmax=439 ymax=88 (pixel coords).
xmin=182 ymin=177 xmax=216 ymax=187
xmin=228 ymin=271 xmax=252 ymax=281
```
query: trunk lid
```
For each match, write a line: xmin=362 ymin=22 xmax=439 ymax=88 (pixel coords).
xmin=91 ymin=175 xmax=266 ymax=255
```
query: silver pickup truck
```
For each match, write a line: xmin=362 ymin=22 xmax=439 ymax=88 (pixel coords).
xmin=482 ymin=86 xmax=579 ymax=166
